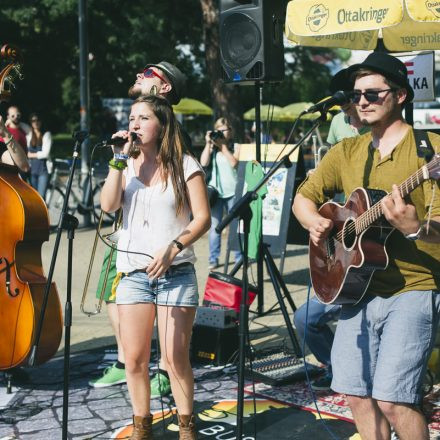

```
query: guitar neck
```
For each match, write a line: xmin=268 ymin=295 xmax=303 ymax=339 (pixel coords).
xmin=356 ymin=164 xmax=431 ymax=233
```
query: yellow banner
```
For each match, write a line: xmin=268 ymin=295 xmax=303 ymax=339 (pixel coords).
xmin=286 ymin=0 xmax=402 ymax=36
xmin=285 ymin=26 xmax=378 ymax=50
xmin=407 ymin=0 xmax=440 ymax=22
xmin=384 ymin=11 xmax=440 ymax=50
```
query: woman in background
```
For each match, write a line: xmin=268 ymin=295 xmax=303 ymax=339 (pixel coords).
xmin=200 ymin=117 xmax=241 ymax=270
xmin=26 ymin=113 xmax=52 ymax=199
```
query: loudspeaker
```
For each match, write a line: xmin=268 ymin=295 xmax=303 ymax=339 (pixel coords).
xmin=191 ymin=324 xmax=238 ymax=366
xmin=220 ymin=0 xmax=285 ymax=83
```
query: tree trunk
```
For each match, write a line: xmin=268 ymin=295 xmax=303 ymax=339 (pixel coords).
xmin=200 ymin=0 xmax=244 ymax=141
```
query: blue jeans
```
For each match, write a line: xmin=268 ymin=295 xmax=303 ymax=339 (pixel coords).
xmin=294 ymin=295 xmax=341 ymax=369
xmin=30 ymin=173 xmax=49 ymax=200
xmin=209 ymin=196 xmax=241 ymax=265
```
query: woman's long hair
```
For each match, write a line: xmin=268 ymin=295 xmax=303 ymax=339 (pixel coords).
xmin=131 ymin=95 xmax=189 ymax=215
xmin=29 ymin=112 xmax=45 ymax=148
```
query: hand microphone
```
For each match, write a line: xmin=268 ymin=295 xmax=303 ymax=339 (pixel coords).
xmin=305 ymin=91 xmax=351 ymax=114
xmin=98 ymin=132 xmax=137 ymax=147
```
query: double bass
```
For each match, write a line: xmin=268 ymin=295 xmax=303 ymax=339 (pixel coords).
xmin=0 ymin=44 xmax=62 ymax=369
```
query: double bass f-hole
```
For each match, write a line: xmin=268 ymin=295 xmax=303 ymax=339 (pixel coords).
xmin=0 ymin=257 xmax=19 ymax=297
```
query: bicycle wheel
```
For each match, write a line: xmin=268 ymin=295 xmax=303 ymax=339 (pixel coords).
xmin=47 ymin=187 xmax=77 ymax=227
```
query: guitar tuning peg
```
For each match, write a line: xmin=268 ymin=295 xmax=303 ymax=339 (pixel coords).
xmin=12 ymin=65 xmax=23 ymax=80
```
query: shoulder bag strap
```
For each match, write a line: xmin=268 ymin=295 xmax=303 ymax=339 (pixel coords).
xmin=413 ymin=129 xmax=435 ymax=162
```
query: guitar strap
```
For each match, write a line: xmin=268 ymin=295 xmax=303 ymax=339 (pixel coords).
xmin=413 ymin=129 xmax=435 ymax=162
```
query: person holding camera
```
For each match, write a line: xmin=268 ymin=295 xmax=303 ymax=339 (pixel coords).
xmin=200 ymin=117 xmax=241 ymax=270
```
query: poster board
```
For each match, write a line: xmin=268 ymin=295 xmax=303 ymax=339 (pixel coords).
xmin=227 ymin=144 xmax=308 ymax=259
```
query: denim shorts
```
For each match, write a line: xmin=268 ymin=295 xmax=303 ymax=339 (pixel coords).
xmin=331 ymin=290 xmax=440 ymax=404
xmin=116 ymin=262 xmax=199 ymax=307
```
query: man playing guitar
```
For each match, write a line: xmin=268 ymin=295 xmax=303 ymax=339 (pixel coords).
xmin=293 ymin=52 xmax=440 ymax=440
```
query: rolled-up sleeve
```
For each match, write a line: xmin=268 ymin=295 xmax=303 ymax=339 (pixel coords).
xmin=297 ymin=142 xmax=344 ymax=204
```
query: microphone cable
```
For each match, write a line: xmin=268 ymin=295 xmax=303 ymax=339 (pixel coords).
xmin=300 ymin=281 xmax=340 ymax=440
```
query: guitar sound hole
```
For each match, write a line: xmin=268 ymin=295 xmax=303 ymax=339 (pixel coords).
xmin=342 ymin=219 xmax=356 ymax=249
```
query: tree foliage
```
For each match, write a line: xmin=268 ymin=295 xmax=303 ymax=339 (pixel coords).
xmin=0 ymin=0 xmax=346 ymax=141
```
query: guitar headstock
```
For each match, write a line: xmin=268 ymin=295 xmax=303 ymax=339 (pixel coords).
xmin=0 ymin=44 xmax=23 ymax=102
xmin=428 ymin=153 xmax=440 ymax=181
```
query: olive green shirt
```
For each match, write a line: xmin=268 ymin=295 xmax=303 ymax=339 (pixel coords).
xmin=298 ymin=127 xmax=440 ymax=296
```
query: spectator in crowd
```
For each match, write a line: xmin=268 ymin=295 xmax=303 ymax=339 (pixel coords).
xmin=26 ymin=113 xmax=52 ymax=200
xmin=0 ymin=114 xmax=29 ymax=172
xmin=200 ymin=117 xmax=241 ymax=270
xmin=5 ymin=105 xmax=29 ymax=150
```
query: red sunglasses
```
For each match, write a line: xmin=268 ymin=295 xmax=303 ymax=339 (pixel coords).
xmin=143 ymin=68 xmax=167 ymax=83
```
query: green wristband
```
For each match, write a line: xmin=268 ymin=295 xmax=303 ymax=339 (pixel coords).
xmin=109 ymin=158 xmax=127 ymax=170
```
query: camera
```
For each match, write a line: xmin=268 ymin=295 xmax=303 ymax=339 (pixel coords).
xmin=209 ymin=130 xmax=224 ymax=141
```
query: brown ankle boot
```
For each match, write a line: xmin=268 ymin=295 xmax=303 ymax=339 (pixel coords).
xmin=178 ymin=413 xmax=197 ymax=440
xmin=130 ymin=414 xmax=153 ymax=440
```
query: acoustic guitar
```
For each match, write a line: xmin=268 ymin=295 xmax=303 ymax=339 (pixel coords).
xmin=309 ymin=153 xmax=440 ymax=305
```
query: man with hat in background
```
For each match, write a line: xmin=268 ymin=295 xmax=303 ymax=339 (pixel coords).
xmin=293 ymin=52 xmax=440 ymax=439
xmin=89 ymin=61 xmax=188 ymax=401
xmin=128 ymin=61 xmax=186 ymax=105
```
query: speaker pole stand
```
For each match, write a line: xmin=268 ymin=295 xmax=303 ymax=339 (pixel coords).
xmin=215 ymin=113 xmax=326 ymax=438
xmin=254 ymin=80 xmax=265 ymax=316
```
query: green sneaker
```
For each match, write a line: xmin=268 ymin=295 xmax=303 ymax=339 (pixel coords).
xmin=88 ymin=363 xmax=126 ymax=388
xmin=150 ymin=372 xmax=171 ymax=398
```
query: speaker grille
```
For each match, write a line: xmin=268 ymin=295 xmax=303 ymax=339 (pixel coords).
xmin=221 ymin=13 xmax=261 ymax=70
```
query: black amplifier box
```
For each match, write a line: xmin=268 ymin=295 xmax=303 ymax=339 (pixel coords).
xmin=191 ymin=324 xmax=238 ymax=366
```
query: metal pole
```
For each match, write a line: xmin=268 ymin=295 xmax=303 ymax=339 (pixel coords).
xmin=78 ymin=0 xmax=91 ymax=226
xmin=254 ymin=81 xmax=264 ymax=314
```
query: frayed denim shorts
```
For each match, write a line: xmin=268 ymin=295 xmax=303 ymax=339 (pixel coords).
xmin=116 ymin=262 xmax=198 ymax=307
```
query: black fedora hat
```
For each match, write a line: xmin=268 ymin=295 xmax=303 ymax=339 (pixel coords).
xmin=346 ymin=52 xmax=414 ymax=103
xmin=144 ymin=61 xmax=187 ymax=105
xmin=329 ymin=67 xmax=353 ymax=94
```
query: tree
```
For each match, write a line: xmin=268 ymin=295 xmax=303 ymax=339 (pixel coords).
xmin=199 ymin=0 xmax=244 ymax=140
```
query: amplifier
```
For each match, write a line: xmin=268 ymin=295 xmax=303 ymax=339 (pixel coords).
xmin=245 ymin=351 xmax=323 ymax=385
xmin=191 ymin=324 xmax=238 ymax=366
xmin=194 ymin=306 xmax=237 ymax=329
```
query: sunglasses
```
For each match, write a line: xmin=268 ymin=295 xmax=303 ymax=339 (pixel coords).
xmin=351 ymin=88 xmax=397 ymax=104
xmin=143 ymin=68 xmax=167 ymax=83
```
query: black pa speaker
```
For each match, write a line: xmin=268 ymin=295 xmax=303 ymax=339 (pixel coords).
xmin=220 ymin=0 xmax=285 ymax=83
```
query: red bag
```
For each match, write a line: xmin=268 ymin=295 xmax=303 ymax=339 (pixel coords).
xmin=203 ymin=271 xmax=258 ymax=313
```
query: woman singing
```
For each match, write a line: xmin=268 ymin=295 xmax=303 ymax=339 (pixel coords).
xmin=100 ymin=95 xmax=210 ymax=440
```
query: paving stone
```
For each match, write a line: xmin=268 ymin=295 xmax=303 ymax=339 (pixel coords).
xmin=87 ymin=396 xmax=127 ymax=411
xmin=66 ymin=417 xmax=108 ymax=435
xmin=95 ymin=405 xmax=132 ymax=421
xmin=16 ymin=415 xmax=59 ymax=432
xmin=55 ymin=404 xmax=93 ymax=420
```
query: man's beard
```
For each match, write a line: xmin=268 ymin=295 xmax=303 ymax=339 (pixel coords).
xmin=128 ymin=85 xmax=141 ymax=99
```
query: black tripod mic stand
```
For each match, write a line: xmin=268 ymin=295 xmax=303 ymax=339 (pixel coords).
xmin=29 ymin=130 xmax=88 ymax=440
xmin=216 ymin=113 xmax=326 ymax=438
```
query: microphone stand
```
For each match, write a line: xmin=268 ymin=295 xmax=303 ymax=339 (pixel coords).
xmin=28 ymin=130 xmax=88 ymax=440
xmin=216 ymin=112 xmax=326 ymax=439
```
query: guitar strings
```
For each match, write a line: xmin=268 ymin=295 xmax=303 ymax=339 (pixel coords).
xmin=334 ymin=157 xmax=439 ymax=242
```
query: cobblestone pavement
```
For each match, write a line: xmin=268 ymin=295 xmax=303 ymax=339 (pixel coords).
xmin=0 ymin=227 xmax=371 ymax=439
xmin=0 ymin=346 xmax=357 ymax=439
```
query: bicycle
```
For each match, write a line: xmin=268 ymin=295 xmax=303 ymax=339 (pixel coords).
xmin=45 ymin=158 xmax=115 ymax=228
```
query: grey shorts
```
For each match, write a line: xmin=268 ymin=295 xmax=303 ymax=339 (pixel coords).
xmin=116 ymin=262 xmax=199 ymax=307
xmin=331 ymin=290 xmax=440 ymax=404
